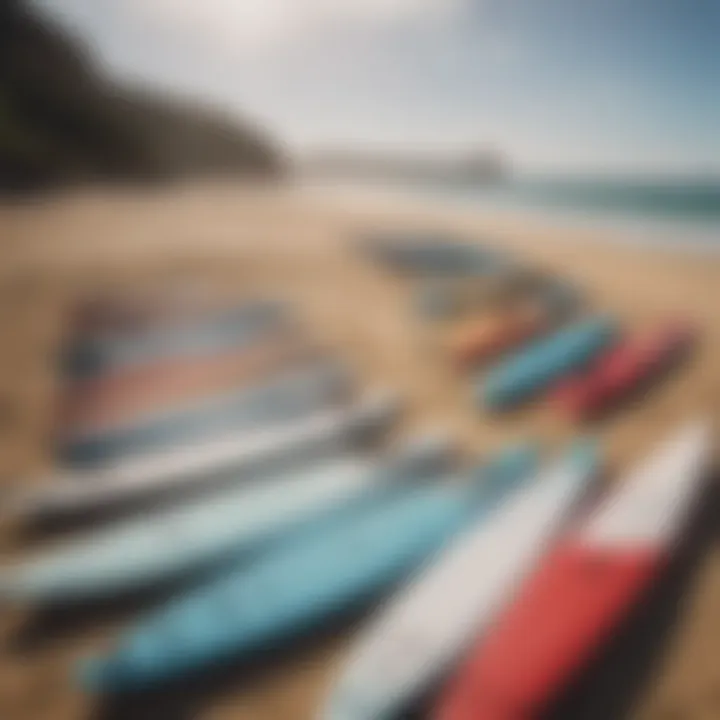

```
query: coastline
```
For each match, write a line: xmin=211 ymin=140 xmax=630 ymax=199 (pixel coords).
xmin=299 ymin=178 xmax=720 ymax=256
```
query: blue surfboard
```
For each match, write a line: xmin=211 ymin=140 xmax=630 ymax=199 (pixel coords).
xmin=79 ymin=443 xmax=538 ymax=693
xmin=480 ymin=316 xmax=618 ymax=410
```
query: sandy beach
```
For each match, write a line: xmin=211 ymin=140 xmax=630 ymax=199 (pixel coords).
xmin=0 ymin=182 xmax=719 ymax=720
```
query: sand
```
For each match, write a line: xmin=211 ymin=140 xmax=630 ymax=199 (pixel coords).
xmin=0 ymin=181 xmax=718 ymax=720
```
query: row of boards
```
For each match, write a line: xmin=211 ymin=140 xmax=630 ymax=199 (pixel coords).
xmin=5 ymin=411 xmax=712 ymax=718
xmin=0 ymin=234 xmax=710 ymax=720
xmin=367 ymin=232 xmax=697 ymax=420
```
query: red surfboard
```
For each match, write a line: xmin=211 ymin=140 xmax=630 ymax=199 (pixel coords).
xmin=58 ymin=339 xmax=312 ymax=432
xmin=436 ymin=420 xmax=712 ymax=720
xmin=554 ymin=323 xmax=696 ymax=420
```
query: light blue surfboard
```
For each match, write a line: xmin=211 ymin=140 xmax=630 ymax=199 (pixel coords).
xmin=79 ymin=443 xmax=538 ymax=693
xmin=480 ymin=316 xmax=618 ymax=410
xmin=0 ymin=433 xmax=452 ymax=603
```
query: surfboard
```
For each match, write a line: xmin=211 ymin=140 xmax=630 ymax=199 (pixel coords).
xmin=59 ymin=334 xmax=312 ymax=431
xmin=357 ymin=232 xmax=503 ymax=277
xmin=62 ymin=298 xmax=288 ymax=380
xmin=319 ymin=441 xmax=598 ymax=720
xmin=0 ymin=432 xmax=452 ymax=603
xmin=437 ymin=419 xmax=712 ymax=720
xmin=9 ymin=392 xmax=399 ymax=521
xmin=450 ymin=283 xmax=579 ymax=369
xmin=78 ymin=443 xmax=538 ymax=693
xmin=553 ymin=322 xmax=696 ymax=420
xmin=58 ymin=361 xmax=351 ymax=467
xmin=480 ymin=316 xmax=618 ymax=410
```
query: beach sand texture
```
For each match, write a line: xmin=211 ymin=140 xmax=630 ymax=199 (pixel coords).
xmin=0 ymin=182 xmax=718 ymax=720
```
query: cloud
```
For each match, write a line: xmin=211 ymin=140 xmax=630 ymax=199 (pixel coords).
xmin=130 ymin=0 xmax=468 ymax=51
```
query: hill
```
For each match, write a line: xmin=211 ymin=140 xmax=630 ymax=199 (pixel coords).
xmin=0 ymin=0 xmax=284 ymax=191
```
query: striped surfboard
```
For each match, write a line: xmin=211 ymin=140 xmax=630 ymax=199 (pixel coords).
xmin=58 ymin=361 xmax=350 ymax=467
xmin=62 ymin=299 xmax=288 ymax=380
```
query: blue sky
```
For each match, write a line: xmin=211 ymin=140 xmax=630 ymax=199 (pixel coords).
xmin=36 ymin=0 xmax=720 ymax=174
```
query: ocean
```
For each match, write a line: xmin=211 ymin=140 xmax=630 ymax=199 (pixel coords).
xmin=303 ymin=176 xmax=720 ymax=253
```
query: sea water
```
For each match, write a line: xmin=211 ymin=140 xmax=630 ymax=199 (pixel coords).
xmin=302 ymin=175 xmax=720 ymax=253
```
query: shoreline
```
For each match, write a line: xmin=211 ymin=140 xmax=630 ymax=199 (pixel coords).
xmin=298 ymin=178 xmax=720 ymax=256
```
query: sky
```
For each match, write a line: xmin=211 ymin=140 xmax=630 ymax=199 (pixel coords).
xmin=35 ymin=0 xmax=720 ymax=175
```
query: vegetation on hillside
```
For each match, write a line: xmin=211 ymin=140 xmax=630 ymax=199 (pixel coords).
xmin=0 ymin=0 xmax=284 ymax=191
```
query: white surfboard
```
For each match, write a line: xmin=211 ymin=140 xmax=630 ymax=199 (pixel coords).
xmin=9 ymin=392 xmax=399 ymax=520
xmin=320 ymin=441 xmax=599 ymax=720
xmin=435 ymin=419 xmax=713 ymax=720
xmin=0 ymin=431 xmax=449 ymax=603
